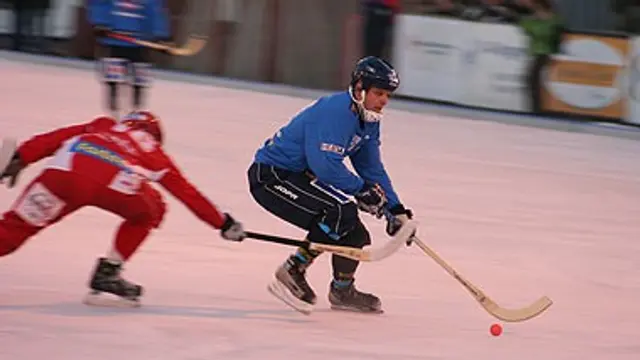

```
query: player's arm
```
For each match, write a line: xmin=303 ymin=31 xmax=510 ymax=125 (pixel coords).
xmin=17 ymin=117 xmax=114 ymax=165
xmin=351 ymin=132 xmax=414 ymax=234
xmin=305 ymin=119 xmax=387 ymax=217
xmin=86 ymin=0 xmax=111 ymax=27
xmin=154 ymin=153 xmax=244 ymax=241
xmin=150 ymin=0 xmax=171 ymax=41
xmin=350 ymin=133 xmax=400 ymax=208
xmin=1 ymin=117 xmax=115 ymax=188
xmin=304 ymin=119 xmax=363 ymax=195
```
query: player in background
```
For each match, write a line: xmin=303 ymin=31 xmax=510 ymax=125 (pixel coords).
xmin=0 ymin=111 xmax=245 ymax=305
xmin=247 ymin=56 xmax=415 ymax=314
xmin=87 ymin=0 xmax=171 ymax=115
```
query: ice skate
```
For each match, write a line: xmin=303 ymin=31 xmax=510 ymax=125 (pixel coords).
xmin=267 ymin=256 xmax=316 ymax=315
xmin=83 ymin=257 xmax=143 ymax=308
xmin=328 ymin=281 xmax=383 ymax=314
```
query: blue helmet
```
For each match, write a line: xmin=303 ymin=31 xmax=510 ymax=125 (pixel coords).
xmin=349 ymin=56 xmax=400 ymax=92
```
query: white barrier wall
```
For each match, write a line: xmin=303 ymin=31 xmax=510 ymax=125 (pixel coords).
xmin=392 ymin=15 xmax=464 ymax=104
xmin=627 ymin=37 xmax=640 ymax=125
xmin=0 ymin=0 xmax=82 ymax=38
xmin=393 ymin=14 xmax=639 ymax=126
xmin=460 ymin=22 xmax=529 ymax=112
xmin=393 ymin=15 xmax=529 ymax=112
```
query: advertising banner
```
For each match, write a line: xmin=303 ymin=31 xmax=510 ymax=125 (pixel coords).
xmin=541 ymin=33 xmax=630 ymax=119
xmin=393 ymin=15 xmax=465 ymax=103
xmin=460 ymin=23 xmax=530 ymax=112
xmin=393 ymin=16 xmax=529 ymax=112
xmin=626 ymin=36 xmax=640 ymax=125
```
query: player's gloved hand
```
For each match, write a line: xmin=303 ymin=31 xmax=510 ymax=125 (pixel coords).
xmin=156 ymin=36 xmax=175 ymax=55
xmin=93 ymin=25 xmax=111 ymax=38
xmin=220 ymin=213 xmax=246 ymax=242
xmin=355 ymin=182 xmax=387 ymax=217
xmin=0 ymin=152 xmax=25 ymax=188
xmin=385 ymin=204 xmax=416 ymax=245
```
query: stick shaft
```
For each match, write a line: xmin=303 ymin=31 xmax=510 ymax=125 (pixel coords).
xmin=245 ymin=231 xmax=309 ymax=249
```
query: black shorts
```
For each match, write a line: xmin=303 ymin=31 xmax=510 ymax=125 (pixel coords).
xmin=248 ymin=162 xmax=360 ymax=240
xmin=106 ymin=45 xmax=147 ymax=63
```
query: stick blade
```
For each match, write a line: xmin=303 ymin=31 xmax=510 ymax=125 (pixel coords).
xmin=168 ymin=36 xmax=208 ymax=56
xmin=482 ymin=295 xmax=553 ymax=322
xmin=0 ymin=137 xmax=17 ymax=176
xmin=366 ymin=220 xmax=418 ymax=261
xmin=309 ymin=220 xmax=418 ymax=262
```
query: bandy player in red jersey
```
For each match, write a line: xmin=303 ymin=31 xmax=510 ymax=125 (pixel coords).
xmin=0 ymin=110 xmax=245 ymax=305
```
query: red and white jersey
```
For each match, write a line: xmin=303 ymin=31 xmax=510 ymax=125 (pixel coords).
xmin=16 ymin=116 xmax=226 ymax=229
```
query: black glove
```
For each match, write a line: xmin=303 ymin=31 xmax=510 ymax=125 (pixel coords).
xmin=0 ymin=152 xmax=25 ymax=188
xmin=157 ymin=34 xmax=174 ymax=43
xmin=355 ymin=182 xmax=387 ymax=217
xmin=156 ymin=35 xmax=175 ymax=54
xmin=385 ymin=204 xmax=416 ymax=244
xmin=93 ymin=25 xmax=111 ymax=38
xmin=220 ymin=213 xmax=245 ymax=242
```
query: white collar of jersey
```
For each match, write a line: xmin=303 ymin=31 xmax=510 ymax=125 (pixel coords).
xmin=349 ymin=87 xmax=383 ymax=123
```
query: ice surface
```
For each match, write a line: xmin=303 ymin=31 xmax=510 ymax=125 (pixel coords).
xmin=1 ymin=57 xmax=639 ymax=360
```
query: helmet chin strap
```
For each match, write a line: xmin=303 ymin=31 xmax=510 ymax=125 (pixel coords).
xmin=349 ymin=86 xmax=383 ymax=123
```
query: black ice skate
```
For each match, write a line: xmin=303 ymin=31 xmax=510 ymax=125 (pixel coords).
xmin=267 ymin=256 xmax=316 ymax=315
xmin=328 ymin=281 xmax=383 ymax=314
xmin=83 ymin=257 xmax=143 ymax=307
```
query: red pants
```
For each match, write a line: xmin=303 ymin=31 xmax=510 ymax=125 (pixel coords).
xmin=0 ymin=169 xmax=166 ymax=259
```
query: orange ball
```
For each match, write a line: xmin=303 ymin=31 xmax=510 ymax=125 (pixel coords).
xmin=490 ymin=323 xmax=503 ymax=336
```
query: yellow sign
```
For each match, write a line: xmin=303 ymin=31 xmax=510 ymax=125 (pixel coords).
xmin=542 ymin=34 xmax=630 ymax=119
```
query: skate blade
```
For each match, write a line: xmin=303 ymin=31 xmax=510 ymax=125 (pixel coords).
xmin=267 ymin=281 xmax=313 ymax=315
xmin=330 ymin=304 xmax=384 ymax=314
xmin=83 ymin=291 xmax=141 ymax=308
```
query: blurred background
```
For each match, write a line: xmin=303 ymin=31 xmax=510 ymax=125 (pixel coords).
xmin=1 ymin=0 xmax=639 ymax=127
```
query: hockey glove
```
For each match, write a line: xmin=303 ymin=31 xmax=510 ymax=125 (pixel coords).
xmin=93 ymin=25 xmax=111 ymax=38
xmin=0 ymin=152 xmax=25 ymax=188
xmin=385 ymin=204 xmax=416 ymax=244
xmin=220 ymin=213 xmax=246 ymax=242
xmin=355 ymin=182 xmax=387 ymax=218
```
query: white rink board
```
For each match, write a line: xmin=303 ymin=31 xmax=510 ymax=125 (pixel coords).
xmin=393 ymin=16 xmax=529 ymax=112
xmin=0 ymin=57 xmax=639 ymax=360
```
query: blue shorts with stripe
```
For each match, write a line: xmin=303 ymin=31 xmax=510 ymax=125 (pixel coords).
xmin=247 ymin=162 xmax=362 ymax=243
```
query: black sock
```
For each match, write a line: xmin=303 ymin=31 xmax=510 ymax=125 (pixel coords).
xmin=332 ymin=254 xmax=359 ymax=288
xmin=107 ymin=82 xmax=118 ymax=112
xmin=133 ymin=85 xmax=144 ymax=109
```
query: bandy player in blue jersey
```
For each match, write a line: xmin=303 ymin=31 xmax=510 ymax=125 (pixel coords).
xmin=87 ymin=0 xmax=171 ymax=115
xmin=247 ymin=56 xmax=415 ymax=314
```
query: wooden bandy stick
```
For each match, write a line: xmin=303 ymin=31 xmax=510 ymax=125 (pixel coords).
xmin=411 ymin=236 xmax=553 ymax=322
xmin=245 ymin=219 xmax=417 ymax=262
xmin=108 ymin=33 xmax=208 ymax=56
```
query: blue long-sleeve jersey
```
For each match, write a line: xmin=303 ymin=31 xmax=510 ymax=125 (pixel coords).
xmin=254 ymin=91 xmax=401 ymax=208
xmin=87 ymin=0 xmax=170 ymax=47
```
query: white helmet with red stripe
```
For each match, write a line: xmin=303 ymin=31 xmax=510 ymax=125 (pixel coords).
xmin=121 ymin=110 xmax=163 ymax=145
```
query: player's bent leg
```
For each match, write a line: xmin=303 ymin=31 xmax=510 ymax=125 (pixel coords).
xmin=328 ymin=221 xmax=383 ymax=313
xmin=0 ymin=212 xmax=40 ymax=256
xmin=248 ymin=163 xmax=330 ymax=312
xmin=130 ymin=62 xmax=151 ymax=110
xmin=249 ymin=162 xmax=373 ymax=313
xmin=85 ymin=182 xmax=166 ymax=306
xmin=100 ymin=56 xmax=127 ymax=114
xmin=0 ymin=170 xmax=81 ymax=256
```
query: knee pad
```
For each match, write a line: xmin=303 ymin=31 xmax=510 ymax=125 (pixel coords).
xmin=139 ymin=184 xmax=166 ymax=228
xmin=101 ymin=57 xmax=128 ymax=83
xmin=130 ymin=62 xmax=151 ymax=87
xmin=307 ymin=202 xmax=361 ymax=244
xmin=0 ymin=226 xmax=20 ymax=256
xmin=148 ymin=190 xmax=166 ymax=229
xmin=0 ymin=212 xmax=34 ymax=256
xmin=341 ymin=220 xmax=371 ymax=249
